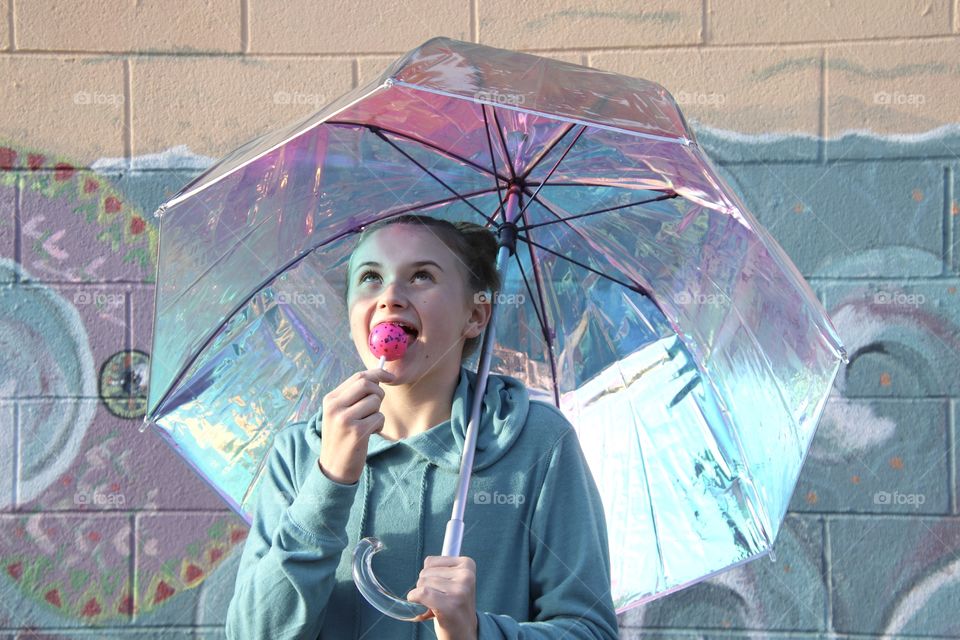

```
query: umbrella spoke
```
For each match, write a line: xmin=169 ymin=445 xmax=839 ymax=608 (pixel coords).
xmin=509 ymin=247 xmax=549 ymax=357
xmin=516 ymin=231 xmax=655 ymax=300
xmin=481 ymin=105 xmax=508 ymax=222
xmin=516 ymin=125 xmax=587 ymax=220
xmin=518 ymin=122 xmax=578 ymax=182
xmin=371 ymin=127 xmax=498 ymax=224
xmin=151 ymin=186 xmax=502 ymax=417
xmin=328 ymin=120 xmax=507 ymax=182
xmin=516 ymin=190 xmax=678 ymax=232
xmin=517 ymin=203 xmax=561 ymax=406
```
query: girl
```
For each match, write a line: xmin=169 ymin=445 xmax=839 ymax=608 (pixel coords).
xmin=225 ymin=215 xmax=619 ymax=639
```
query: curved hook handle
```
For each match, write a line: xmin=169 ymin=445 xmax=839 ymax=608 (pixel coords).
xmin=352 ymin=536 xmax=429 ymax=621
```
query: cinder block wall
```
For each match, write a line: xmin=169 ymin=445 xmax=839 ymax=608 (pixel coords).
xmin=1 ymin=1 xmax=958 ymax=638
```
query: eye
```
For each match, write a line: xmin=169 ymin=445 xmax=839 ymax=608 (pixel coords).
xmin=358 ymin=270 xmax=380 ymax=284
xmin=412 ymin=270 xmax=434 ymax=282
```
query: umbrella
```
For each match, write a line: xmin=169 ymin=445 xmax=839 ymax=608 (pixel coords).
xmin=141 ymin=37 xmax=847 ymax=616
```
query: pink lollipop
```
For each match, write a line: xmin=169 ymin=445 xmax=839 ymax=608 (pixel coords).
xmin=368 ymin=322 xmax=410 ymax=365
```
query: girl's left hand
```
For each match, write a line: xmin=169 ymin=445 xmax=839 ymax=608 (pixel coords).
xmin=406 ymin=555 xmax=478 ymax=640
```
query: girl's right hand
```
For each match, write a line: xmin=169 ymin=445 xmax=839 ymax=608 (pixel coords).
xmin=317 ymin=367 xmax=396 ymax=484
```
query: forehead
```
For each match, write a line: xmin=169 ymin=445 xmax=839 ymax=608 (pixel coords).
xmin=350 ymin=224 xmax=459 ymax=269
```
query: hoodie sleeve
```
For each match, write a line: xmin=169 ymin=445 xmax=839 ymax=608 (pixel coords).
xmin=225 ymin=426 xmax=360 ymax=640
xmin=476 ymin=426 xmax=620 ymax=640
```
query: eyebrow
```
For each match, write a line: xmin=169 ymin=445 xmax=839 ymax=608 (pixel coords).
xmin=355 ymin=260 xmax=444 ymax=272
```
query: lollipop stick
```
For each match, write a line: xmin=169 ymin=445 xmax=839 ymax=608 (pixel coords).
xmin=378 ymin=354 xmax=386 ymax=369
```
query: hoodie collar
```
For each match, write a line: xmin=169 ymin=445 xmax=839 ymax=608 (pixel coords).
xmin=304 ymin=365 xmax=529 ymax=472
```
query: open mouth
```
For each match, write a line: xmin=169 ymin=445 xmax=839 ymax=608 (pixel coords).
xmin=396 ymin=323 xmax=419 ymax=340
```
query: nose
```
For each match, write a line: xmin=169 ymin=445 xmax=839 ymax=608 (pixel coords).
xmin=376 ymin=278 xmax=409 ymax=310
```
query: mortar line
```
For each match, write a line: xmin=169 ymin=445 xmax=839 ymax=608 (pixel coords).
xmin=11 ymin=34 xmax=960 ymax=57
xmin=945 ymin=165 xmax=954 ymax=275
xmin=12 ymin=402 xmax=19 ymax=509
xmin=13 ymin=174 xmax=20 ymax=282
xmin=123 ymin=58 xmax=133 ymax=165
xmin=7 ymin=0 xmax=14 ymax=50
xmin=950 ymin=399 xmax=957 ymax=515
xmin=125 ymin=287 xmax=132 ymax=353
xmin=701 ymin=0 xmax=709 ymax=45
xmin=823 ymin=515 xmax=833 ymax=633
xmin=241 ymin=0 xmax=249 ymax=53
xmin=470 ymin=0 xmax=478 ymax=42
xmin=128 ymin=512 xmax=136 ymax=621
xmin=819 ymin=48 xmax=827 ymax=163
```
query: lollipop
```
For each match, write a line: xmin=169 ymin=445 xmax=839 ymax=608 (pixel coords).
xmin=368 ymin=322 xmax=410 ymax=368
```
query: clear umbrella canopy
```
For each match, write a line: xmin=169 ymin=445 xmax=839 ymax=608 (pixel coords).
xmin=143 ymin=37 xmax=846 ymax=611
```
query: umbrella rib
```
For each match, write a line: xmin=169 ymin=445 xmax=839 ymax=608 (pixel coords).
xmin=158 ymin=210 xmax=281 ymax=314
xmin=511 ymin=246 xmax=549 ymax=348
xmin=611 ymin=356 xmax=670 ymax=591
xmin=518 ymin=191 xmax=663 ymax=303
xmin=516 ymin=191 xmax=679 ymax=232
xmin=149 ymin=188 xmax=500 ymax=419
xmin=479 ymin=199 xmax=550 ymax=343
xmin=327 ymin=119 xmax=507 ymax=182
xmin=371 ymin=128 xmax=497 ymax=224
xmin=516 ymin=232 xmax=655 ymax=300
xmin=518 ymin=122 xmax=578 ymax=182
xmin=517 ymin=204 xmax=561 ymax=406
xmin=520 ymin=127 xmax=587 ymax=224
xmin=516 ymin=125 xmax=587 ymax=220
xmin=526 ymin=187 xmax=779 ymax=552
xmin=481 ymin=105 xmax=507 ymax=221
xmin=490 ymin=107 xmax=517 ymax=180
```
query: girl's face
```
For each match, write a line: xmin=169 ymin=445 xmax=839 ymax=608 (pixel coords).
xmin=346 ymin=224 xmax=487 ymax=383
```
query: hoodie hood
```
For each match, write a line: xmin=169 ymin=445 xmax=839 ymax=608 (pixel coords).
xmin=304 ymin=365 xmax=530 ymax=472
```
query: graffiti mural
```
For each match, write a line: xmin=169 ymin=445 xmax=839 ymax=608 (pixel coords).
xmin=0 ymin=144 xmax=246 ymax=632
xmin=1 ymin=101 xmax=959 ymax=639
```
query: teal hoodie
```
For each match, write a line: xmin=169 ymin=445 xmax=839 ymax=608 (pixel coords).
xmin=225 ymin=365 xmax=619 ymax=639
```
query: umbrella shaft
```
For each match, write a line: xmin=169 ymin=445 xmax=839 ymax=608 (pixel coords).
xmin=442 ymin=186 xmax=521 ymax=556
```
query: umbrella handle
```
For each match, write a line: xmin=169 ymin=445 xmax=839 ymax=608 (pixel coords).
xmin=351 ymin=536 xmax=429 ymax=620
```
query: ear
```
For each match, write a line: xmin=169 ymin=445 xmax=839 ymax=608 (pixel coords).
xmin=464 ymin=292 xmax=493 ymax=339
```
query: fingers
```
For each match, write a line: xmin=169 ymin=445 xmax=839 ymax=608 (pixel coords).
xmin=410 ymin=610 xmax=435 ymax=623
xmin=327 ymin=368 xmax=395 ymax=411
xmin=355 ymin=411 xmax=386 ymax=436
xmin=340 ymin=393 xmax=384 ymax=422
xmin=423 ymin=555 xmax=476 ymax=571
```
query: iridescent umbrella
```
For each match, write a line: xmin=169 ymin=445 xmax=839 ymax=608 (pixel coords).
xmin=141 ymin=37 xmax=847 ymax=616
